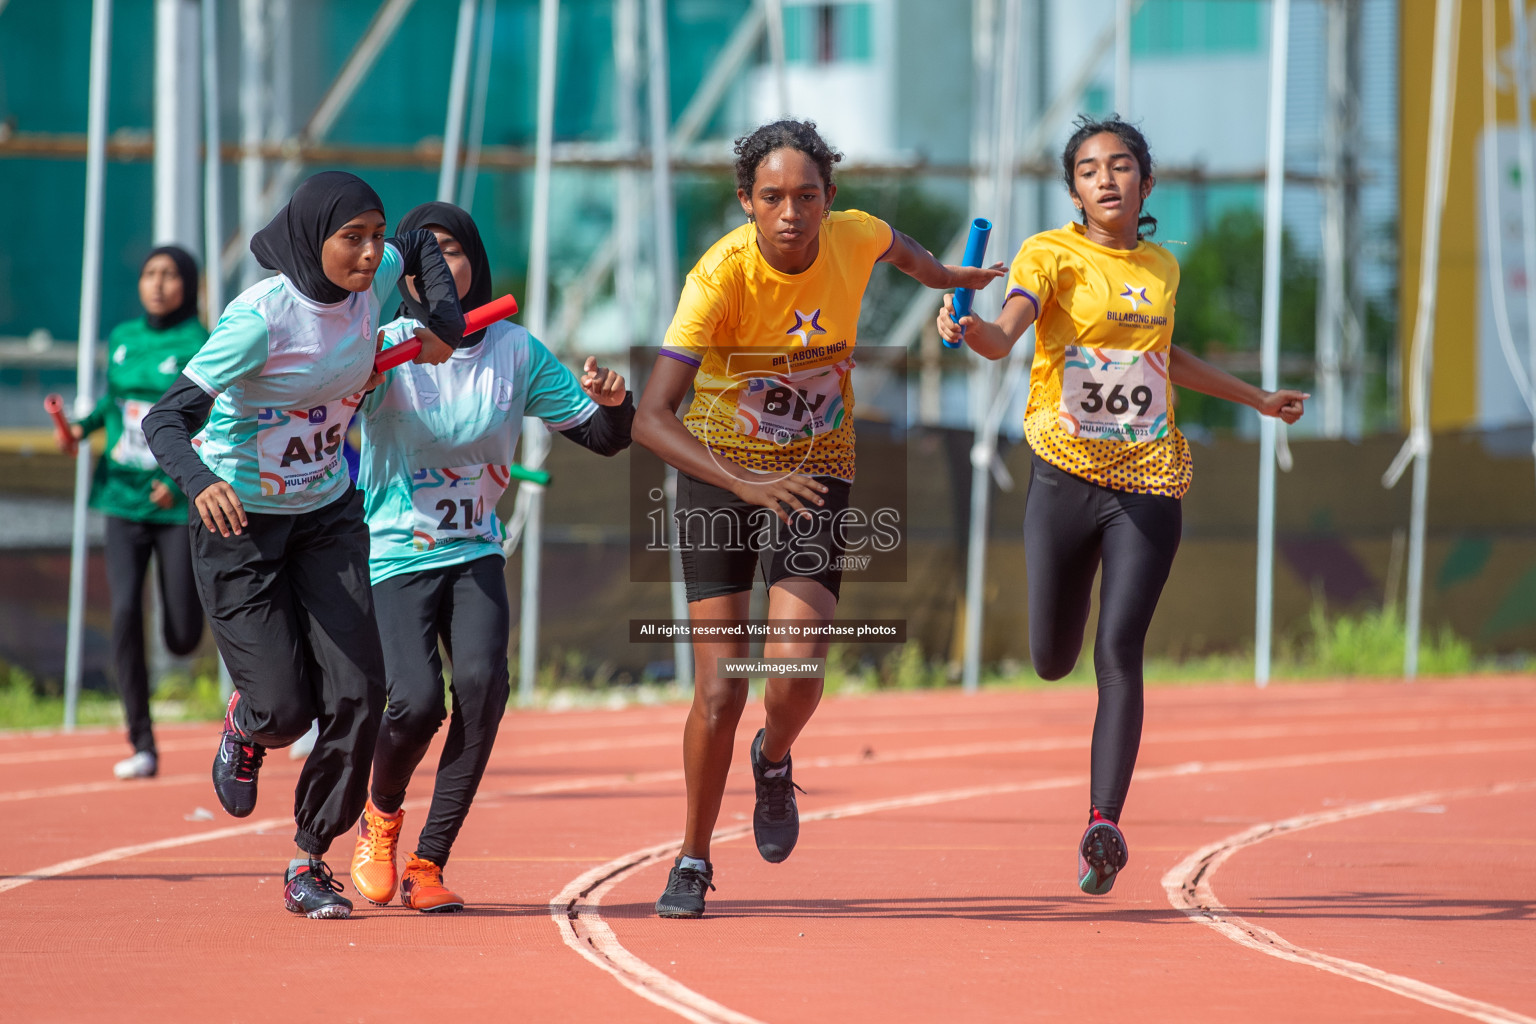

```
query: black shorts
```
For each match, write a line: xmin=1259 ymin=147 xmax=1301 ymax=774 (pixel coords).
xmin=674 ymin=471 xmax=852 ymax=603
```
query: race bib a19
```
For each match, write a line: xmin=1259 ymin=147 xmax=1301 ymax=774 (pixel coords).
xmin=1057 ymin=346 xmax=1170 ymax=442
xmin=255 ymin=395 xmax=361 ymax=495
xmin=409 ymin=464 xmax=510 ymax=550
xmin=733 ymin=359 xmax=850 ymax=446
xmin=112 ymin=398 xmax=159 ymax=470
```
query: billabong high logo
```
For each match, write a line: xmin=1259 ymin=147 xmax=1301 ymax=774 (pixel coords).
xmin=1120 ymin=284 xmax=1151 ymax=312
xmin=786 ymin=309 xmax=827 ymax=346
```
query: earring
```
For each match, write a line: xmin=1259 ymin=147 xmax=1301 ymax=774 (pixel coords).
xmin=822 ymin=209 xmax=831 ymax=221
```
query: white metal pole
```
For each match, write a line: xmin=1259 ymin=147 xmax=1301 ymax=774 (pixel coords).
xmin=201 ymin=0 xmax=222 ymax=316
xmin=1384 ymin=0 xmax=1460 ymax=679
xmin=202 ymin=0 xmax=234 ymax=701
xmin=238 ymin=0 xmax=267 ymax=288
xmin=762 ymin=0 xmax=790 ymax=116
xmin=1510 ymin=0 xmax=1536 ymax=484
xmin=518 ymin=0 xmax=560 ymax=703
xmin=1115 ymin=0 xmax=1132 ymax=117
xmin=1405 ymin=0 xmax=1461 ymax=678
xmin=1317 ymin=0 xmax=1347 ymax=438
xmin=155 ymin=0 xmax=202 ymax=247
xmin=438 ymin=0 xmax=477 ymax=202
xmin=1255 ymin=0 xmax=1290 ymax=688
xmin=962 ymin=0 xmax=1022 ymax=694
xmin=202 ymin=0 xmax=223 ymax=315
xmin=615 ymin=0 xmax=640 ymax=348
xmin=646 ymin=0 xmax=692 ymax=691
xmin=457 ymin=0 xmax=497 ymax=209
xmin=65 ymin=0 xmax=115 ymax=730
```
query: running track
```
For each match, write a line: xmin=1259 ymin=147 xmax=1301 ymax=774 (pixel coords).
xmin=3 ymin=678 xmax=1533 ymax=1023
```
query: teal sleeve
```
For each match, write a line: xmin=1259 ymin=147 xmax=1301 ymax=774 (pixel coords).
xmin=523 ymin=335 xmax=598 ymax=429
xmin=182 ymin=304 xmax=269 ymax=395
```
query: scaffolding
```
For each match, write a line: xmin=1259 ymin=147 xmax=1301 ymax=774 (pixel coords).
xmin=31 ymin=0 xmax=1420 ymax=723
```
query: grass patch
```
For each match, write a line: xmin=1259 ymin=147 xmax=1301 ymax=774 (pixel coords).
xmin=0 ymin=663 xmax=229 ymax=733
xmin=2 ymin=604 xmax=1523 ymax=730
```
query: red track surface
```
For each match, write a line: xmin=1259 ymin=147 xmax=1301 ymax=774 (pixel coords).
xmin=3 ymin=678 xmax=1533 ymax=1023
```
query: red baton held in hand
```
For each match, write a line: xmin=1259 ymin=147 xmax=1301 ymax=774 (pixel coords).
xmin=374 ymin=293 xmax=520 ymax=373
xmin=44 ymin=394 xmax=76 ymax=453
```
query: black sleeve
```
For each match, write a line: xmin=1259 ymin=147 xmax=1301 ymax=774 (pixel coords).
xmin=558 ymin=393 xmax=635 ymax=457
xmin=143 ymin=374 xmax=224 ymax=503
xmin=389 ymin=229 xmax=466 ymax=348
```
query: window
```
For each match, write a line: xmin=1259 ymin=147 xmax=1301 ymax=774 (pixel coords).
xmin=782 ymin=2 xmax=874 ymax=65
xmin=1131 ymin=0 xmax=1264 ymax=57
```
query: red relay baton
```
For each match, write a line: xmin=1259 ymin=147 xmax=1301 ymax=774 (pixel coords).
xmin=44 ymin=394 xmax=76 ymax=454
xmin=374 ymin=293 xmax=520 ymax=373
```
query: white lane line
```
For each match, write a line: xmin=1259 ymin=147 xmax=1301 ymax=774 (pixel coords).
xmin=1162 ymin=780 xmax=1536 ymax=1024
xmin=0 ymin=774 xmax=208 ymax=804
xmin=553 ymin=738 xmax=1536 ymax=1024
xmin=551 ymin=772 xmax=1092 ymax=1024
xmin=0 ymin=738 xmax=214 ymax=766
xmin=0 ymin=767 xmax=685 ymax=894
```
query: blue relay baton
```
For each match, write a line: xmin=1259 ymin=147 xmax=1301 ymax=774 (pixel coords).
xmin=944 ymin=217 xmax=993 ymax=349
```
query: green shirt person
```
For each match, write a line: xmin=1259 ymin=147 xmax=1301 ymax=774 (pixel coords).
xmin=60 ymin=246 xmax=207 ymax=779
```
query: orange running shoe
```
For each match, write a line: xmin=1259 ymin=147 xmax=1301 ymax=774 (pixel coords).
xmin=350 ymin=800 xmax=404 ymax=905
xmin=399 ymin=855 xmax=464 ymax=913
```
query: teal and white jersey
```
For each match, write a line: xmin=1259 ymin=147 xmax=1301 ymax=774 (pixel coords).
xmin=359 ymin=318 xmax=597 ymax=584
xmin=183 ymin=244 xmax=407 ymax=514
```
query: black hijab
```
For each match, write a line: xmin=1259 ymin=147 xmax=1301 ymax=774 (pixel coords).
xmin=143 ymin=245 xmax=200 ymax=331
xmin=250 ymin=170 xmax=386 ymax=304
xmin=394 ymin=201 xmax=493 ymax=345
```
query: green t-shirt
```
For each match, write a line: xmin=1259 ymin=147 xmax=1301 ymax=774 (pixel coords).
xmin=76 ymin=316 xmax=208 ymax=523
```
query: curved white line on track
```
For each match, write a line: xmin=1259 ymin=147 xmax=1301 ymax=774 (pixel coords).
xmin=1162 ymin=780 xmax=1536 ymax=1024
xmin=553 ymin=737 xmax=1536 ymax=1024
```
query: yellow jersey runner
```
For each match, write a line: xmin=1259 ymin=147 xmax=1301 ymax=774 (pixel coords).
xmin=662 ymin=209 xmax=894 ymax=482
xmin=1006 ymin=222 xmax=1192 ymax=499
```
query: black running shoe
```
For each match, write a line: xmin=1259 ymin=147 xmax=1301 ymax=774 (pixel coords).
xmin=655 ymin=857 xmax=714 ymax=919
xmin=1078 ymin=811 xmax=1129 ymax=896
xmin=750 ymin=727 xmax=804 ymax=864
xmin=211 ymin=692 xmax=265 ymax=818
xmin=284 ymin=859 xmax=353 ymax=920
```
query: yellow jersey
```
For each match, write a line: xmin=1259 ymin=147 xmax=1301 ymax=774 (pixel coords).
xmin=661 ymin=209 xmax=894 ymax=481
xmin=1006 ymin=222 xmax=1192 ymax=499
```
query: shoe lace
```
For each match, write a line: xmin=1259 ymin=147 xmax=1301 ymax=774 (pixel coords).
xmin=365 ymin=811 xmax=399 ymax=847
xmin=409 ymin=859 xmax=443 ymax=886
xmin=233 ymin=741 xmax=266 ymax=782
xmin=303 ymin=860 xmax=344 ymax=894
xmin=762 ymin=774 xmax=806 ymax=820
xmin=675 ymin=865 xmax=716 ymax=896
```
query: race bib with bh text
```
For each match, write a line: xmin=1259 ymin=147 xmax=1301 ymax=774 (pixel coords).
xmin=733 ymin=359 xmax=850 ymax=446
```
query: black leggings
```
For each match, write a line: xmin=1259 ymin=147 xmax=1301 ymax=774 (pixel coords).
xmin=1023 ymin=454 xmax=1181 ymax=823
xmin=104 ymin=516 xmax=204 ymax=754
xmin=370 ymin=555 xmax=511 ymax=868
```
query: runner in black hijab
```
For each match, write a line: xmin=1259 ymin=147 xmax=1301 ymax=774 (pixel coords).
xmin=395 ymin=201 xmax=493 ymax=344
xmin=251 ymin=170 xmax=387 ymax=304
